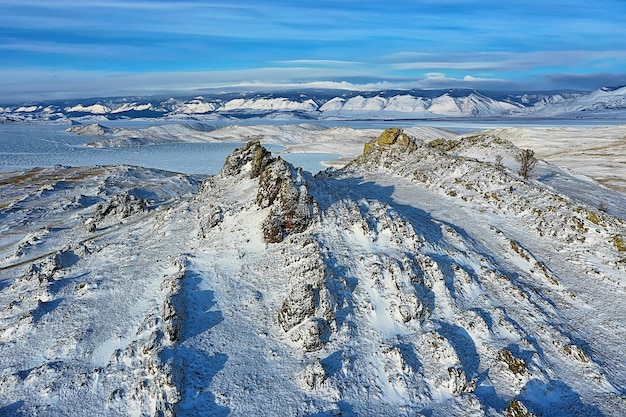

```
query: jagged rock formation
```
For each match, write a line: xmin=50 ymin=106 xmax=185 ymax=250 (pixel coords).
xmin=219 ymin=140 xmax=274 ymax=179
xmin=256 ymin=158 xmax=317 ymax=243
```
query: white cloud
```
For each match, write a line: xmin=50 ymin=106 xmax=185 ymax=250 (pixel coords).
xmin=388 ymin=50 xmax=626 ymax=73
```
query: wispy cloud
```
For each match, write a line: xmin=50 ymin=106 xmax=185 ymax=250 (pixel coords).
xmin=0 ymin=1 xmax=625 ymax=99
xmin=389 ymin=51 xmax=626 ymax=73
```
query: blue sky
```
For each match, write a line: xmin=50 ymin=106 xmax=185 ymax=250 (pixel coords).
xmin=1 ymin=0 xmax=625 ymax=101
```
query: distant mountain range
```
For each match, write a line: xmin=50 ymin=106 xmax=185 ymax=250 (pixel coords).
xmin=1 ymin=86 xmax=626 ymax=122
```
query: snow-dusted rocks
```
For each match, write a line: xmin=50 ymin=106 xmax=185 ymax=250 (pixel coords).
xmin=89 ymin=192 xmax=150 ymax=230
xmin=256 ymin=158 xmax=317 ymax=243
xmin=219 ymin=140 xmax=274 ymax=179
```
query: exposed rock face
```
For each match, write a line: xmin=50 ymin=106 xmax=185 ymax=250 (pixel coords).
xmin=257 ymin=157 xmax=317 ymax=243
xmin=220 ymin=140 xmax=274 ymax=179
xmin=90 ymin=193 xmax=149 ymax=230
xmin=278 ymin=283 xmax=316 ymax=332
xmin=206 ymin=140 xmax=318 ymax=243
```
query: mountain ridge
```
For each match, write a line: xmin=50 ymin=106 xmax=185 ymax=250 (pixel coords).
xmin=2 ymin=87 xmax=626 ymax=122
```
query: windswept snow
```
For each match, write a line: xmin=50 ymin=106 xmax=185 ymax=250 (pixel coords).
xmin=1 ymin=129 xmax=625 ymax=416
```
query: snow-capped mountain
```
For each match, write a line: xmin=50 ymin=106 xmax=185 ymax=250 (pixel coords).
xmin=1 ymin=129 xmax=625 ymax=416
xmin=320 ymin=92 xmax=520 ymax=117
xmin=2 ymin=87 xmax=625 ymax=122
xmin=513 ymin=86 xmax=626 ymax=116
xmin=65 ymin=104 xmax=112 ymax=114
xmin=172 ymin=97 xmax=217 ymax=114
xmin=218 ymin=97 xmax=318 ymax=112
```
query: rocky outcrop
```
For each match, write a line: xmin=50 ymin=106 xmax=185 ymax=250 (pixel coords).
xmin=220 ymin=140 xmax=274 ymax=179
xmin=89 ymin=193 xmax=149 ymax=230
xmin=257 ymin=157 xmax=317 ymax=243
xmin=363 ymin=127 xmax=418 ymax=156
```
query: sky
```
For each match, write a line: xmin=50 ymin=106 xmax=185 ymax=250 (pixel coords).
xmin=0 ymin=0 xmax=625 ymax=102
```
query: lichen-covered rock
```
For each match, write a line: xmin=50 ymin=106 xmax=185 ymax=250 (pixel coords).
xmin=506 ymin=399 xmax=535 ymax=417
xmin=257 ymin=158 xmax=316 ymax=243
xmin=497 ymin=348 xmax=527 ymax=375
xmin=220 ymin=140 xmax=274 ymax=179
xmin=428 ymin=138 xmax=461 ymax=152
xmin=363 ymin=127 xmax=417 ymax=155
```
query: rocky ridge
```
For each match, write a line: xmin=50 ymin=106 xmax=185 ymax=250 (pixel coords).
xmin=0 ymin=130 xmax=625 ymax=416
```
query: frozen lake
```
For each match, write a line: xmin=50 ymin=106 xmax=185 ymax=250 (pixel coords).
xmin=1 ymin=118 xmax=623 ymax=176
xmin=0 ymin=123 xmax=337 ymax=175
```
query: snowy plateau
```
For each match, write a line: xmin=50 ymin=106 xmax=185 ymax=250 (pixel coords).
xmin=0 ymin=117 xmax=626 ymax=417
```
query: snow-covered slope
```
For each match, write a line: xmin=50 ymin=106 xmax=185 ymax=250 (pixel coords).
xmin=65 ymin=104 xmax=112 ymax=114
xmin=71 ymin=123 xmax=458 ymax=162
xmin=110 ymin=102 xmax=155 ymax=114
xmin=218 ymin=97 xmax=318 ymax=113
xmin=481 ymin=125 xmax=626 ymax=194
xmin=171 ymin=97 xmax=217 ymax=114
xmin=1 ymin=130 xmax=625 ymax=416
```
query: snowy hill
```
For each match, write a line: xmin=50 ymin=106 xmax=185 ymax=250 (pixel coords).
xmin=1 ymin=129 xmax=625 ymax=416
xmin=477 ymin=125 xmax=626 ymax=194
xmin=2 ymin=87 xmax=626 ymax=122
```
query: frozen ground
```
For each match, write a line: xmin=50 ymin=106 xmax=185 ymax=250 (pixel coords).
xmin=0 ymin=124 xmax=625 ymax=416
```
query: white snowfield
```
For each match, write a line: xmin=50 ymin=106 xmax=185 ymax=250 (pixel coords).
xmin=0 ymin=126 xmax=625 ymax=416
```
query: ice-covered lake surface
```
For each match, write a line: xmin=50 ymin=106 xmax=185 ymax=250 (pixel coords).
xmin=0 ymin=122 xmax=334 ymax=175
xmin=1 ymin=118 xmax=624 ymax=176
